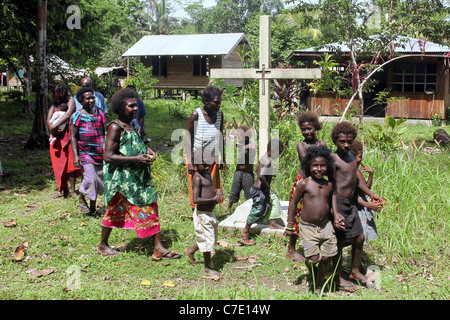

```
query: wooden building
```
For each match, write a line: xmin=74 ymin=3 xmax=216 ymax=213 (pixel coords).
xmin=121 ymin=33 xmax=252 ymax=96
xmin=288 ymin=36 xmax=450 ymax=120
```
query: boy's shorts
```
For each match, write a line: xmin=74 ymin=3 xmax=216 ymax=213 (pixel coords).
xmin=246 ymin=187 xmax=270 ymax=225
xmin=194 ymin=208 xmax=218 ymax=253
xmin=336 ymin=196 xmax=364 ymax=240
xmin=300 ymin=219 xmax=337 ymax=259
xmin=228 ymin=171 xmax=254 ymax=204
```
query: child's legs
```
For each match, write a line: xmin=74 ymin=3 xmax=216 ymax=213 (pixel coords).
xmin=350 ymin=233 xmax=366 ymax=279
xmin=228 ymin=171 xmax=244 ymax=205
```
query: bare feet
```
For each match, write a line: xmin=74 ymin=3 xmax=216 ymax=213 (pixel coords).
xmin=97 ymin=245 xmax=120 ymax=257
xmin=269 ymin=219 xmax=284 ymax=229
xmin=239 ymin=228 xmax=256 ymax=245
xmin=286 ymin=250 xmax=306 ymax=262
xmin=338 ymin=277 xmax=359 ymax=292
xmin=204 ymin=268 xmax=221 ymax=280
xmin=349 ymin=271 xmax=369 ymax=285
xmin=185 ymin=248 xmax=197 ymax=266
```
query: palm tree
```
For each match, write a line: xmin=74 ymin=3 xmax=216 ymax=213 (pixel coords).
xmin=276 ymin=11 xmax=323 ymax=40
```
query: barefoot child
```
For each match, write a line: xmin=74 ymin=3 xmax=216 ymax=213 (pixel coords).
xmin=286 ymin=146 xmax=344 ymax=293
xmin=240 ymin=139 xmax=284 ymax=245
xmin=185 ymin=161 xmax=224 ymax=279
xmin=70 ymin=87 xmax=105 ymax=214
xmin=286 ymin=112 xmax=327 ymax=262
xmin=226 ymin=125 xmax=257 ymax=215
xmin=351 ymin=140 xmax=383 ymax=243
xmin=331 ymin=122 xmax=384 ymax=291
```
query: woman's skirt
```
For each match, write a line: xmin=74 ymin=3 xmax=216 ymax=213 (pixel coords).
xmin=101 ymin=192 xmax=160 ymax=239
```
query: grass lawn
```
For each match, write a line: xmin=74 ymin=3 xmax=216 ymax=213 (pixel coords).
xmin=0 ymin=97 xmax=449 ymax=302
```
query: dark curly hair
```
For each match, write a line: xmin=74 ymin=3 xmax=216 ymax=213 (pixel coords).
xmin=331 ymin=121 xmax=357 ymax=143
xmin=297 ymin=111 xmax=322 ymax=131
xmin=301 ymin=146 xmax=334 ymax=181
xmin=201 ymin=86 xmax=222 ymax=104
xmin=53 ymin=84 xmax=69 ymax=104
xmin=76 ymin=87 xmax=94 ymax=106
xmin=110 ymin=88 xmax=137 ymax=114
xmin=350 ymin=139 xmax=363 ymax=153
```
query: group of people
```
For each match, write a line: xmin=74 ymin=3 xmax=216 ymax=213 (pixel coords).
xmin=47 ymin=82 xmax=384 ymax=292
xmin=47 ymin=78 xmax=179 ymax=260
xmin=184 ymin=86 xmax=384 ymax=291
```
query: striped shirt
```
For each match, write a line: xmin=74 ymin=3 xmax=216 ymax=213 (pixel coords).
xmin=193 ymin=107 xmax=222 ymax=161
xmin=70 ymin=110 xmax=105 ymax=165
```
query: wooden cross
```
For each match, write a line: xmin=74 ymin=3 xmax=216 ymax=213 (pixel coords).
xmin=210 ymin=15 xmax=322 ymax=158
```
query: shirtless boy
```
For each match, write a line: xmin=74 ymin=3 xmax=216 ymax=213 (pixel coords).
xmin=226 ymin=125 xmax=257 ymax=215
xmin=331 ymin=122 xmax=384 ymax=291
xmin=286 ymin=146 xmax=345 ymax=293
xmin=240 ymin=139 xmax=284 ymax=245
xmin=287 ymin=111 xmax=327 ymax=262
xmin=185 ymin=161 xmax=224 ymax=279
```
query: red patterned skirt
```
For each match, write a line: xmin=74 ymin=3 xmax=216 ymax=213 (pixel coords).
xmin=102 ymin=192 xmax=160 ymax=239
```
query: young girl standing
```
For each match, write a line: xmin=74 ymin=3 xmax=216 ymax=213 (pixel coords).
xmin=70 ymin=87 xmax=106 ymax=214
xmin=286 ymin=112 xmax=327 ymax=261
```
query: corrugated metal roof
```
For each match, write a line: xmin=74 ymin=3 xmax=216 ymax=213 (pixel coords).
xmin=121 ymin=33 xmax=251 ymax=58
xmin=289 ymin=35 xmax=450 ymax=57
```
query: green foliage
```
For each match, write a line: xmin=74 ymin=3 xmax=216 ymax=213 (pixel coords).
xmin=124 ymin=63 xmax=159 ymax=100
xmin=221 ymin=82 xmax=261 ymax=129
xmin=308 ymin=53 xmax=345 ymax=95
xmin=431 ymin=113 xmax=442 ymax=127
xmin=367 ymin=116 xmax=407 ymax=151
xmin=186 ymin=0 xmax=284 ymax=33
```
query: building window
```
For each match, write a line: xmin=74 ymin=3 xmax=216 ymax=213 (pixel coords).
xmin=151 ymin=56 xmax=168 ymax=77
xmin=193 ymin=56 xmax=208 ymax=76
xmin=392 ymin=62 xmax=437 ymax=93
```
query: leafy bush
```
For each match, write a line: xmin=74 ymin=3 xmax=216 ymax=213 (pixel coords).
xmin=367 ymin=116 xmax=407 ymax=151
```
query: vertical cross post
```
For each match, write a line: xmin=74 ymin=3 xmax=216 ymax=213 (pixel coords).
xmin=259 ymin=15 xmax=271 ymax=159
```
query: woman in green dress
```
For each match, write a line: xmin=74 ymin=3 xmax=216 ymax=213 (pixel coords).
xmin=98 ymin=88 xmax=180 ymax=260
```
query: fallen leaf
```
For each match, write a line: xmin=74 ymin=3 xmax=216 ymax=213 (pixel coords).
xmin=141 ymin=280 xmax=151 ymax=286
xmin=235 ymin=255 xmax=248 ymax=261
xmin=1 ymin=190 xmax=11 ymax=195
xmin=3 ymin=219 xmax=17 ymax=227
xmin=27 ymin=267 xmax=57 ymax=279
xmin=163 ymin=280 xmax=176 ymax=287
xmin=11 ymin=242 xmax=28 ymax=261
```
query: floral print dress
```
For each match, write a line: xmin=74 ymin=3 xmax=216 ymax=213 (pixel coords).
xmin=101 ymin=121 xmax=160 ymax=238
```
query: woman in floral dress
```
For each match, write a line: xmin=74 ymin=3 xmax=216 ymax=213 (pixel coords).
xmin=98 ymin=88 xmax=180 ymax=260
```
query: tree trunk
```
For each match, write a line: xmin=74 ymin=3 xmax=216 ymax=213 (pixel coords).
xmin=25 ymin=0 xmax=48 ymax=150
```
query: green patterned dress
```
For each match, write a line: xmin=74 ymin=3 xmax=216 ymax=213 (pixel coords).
xmin=103 ymin=121 xmax=157 ymax=206
xmin=102 ymin=121 xmax=160 ymax=238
